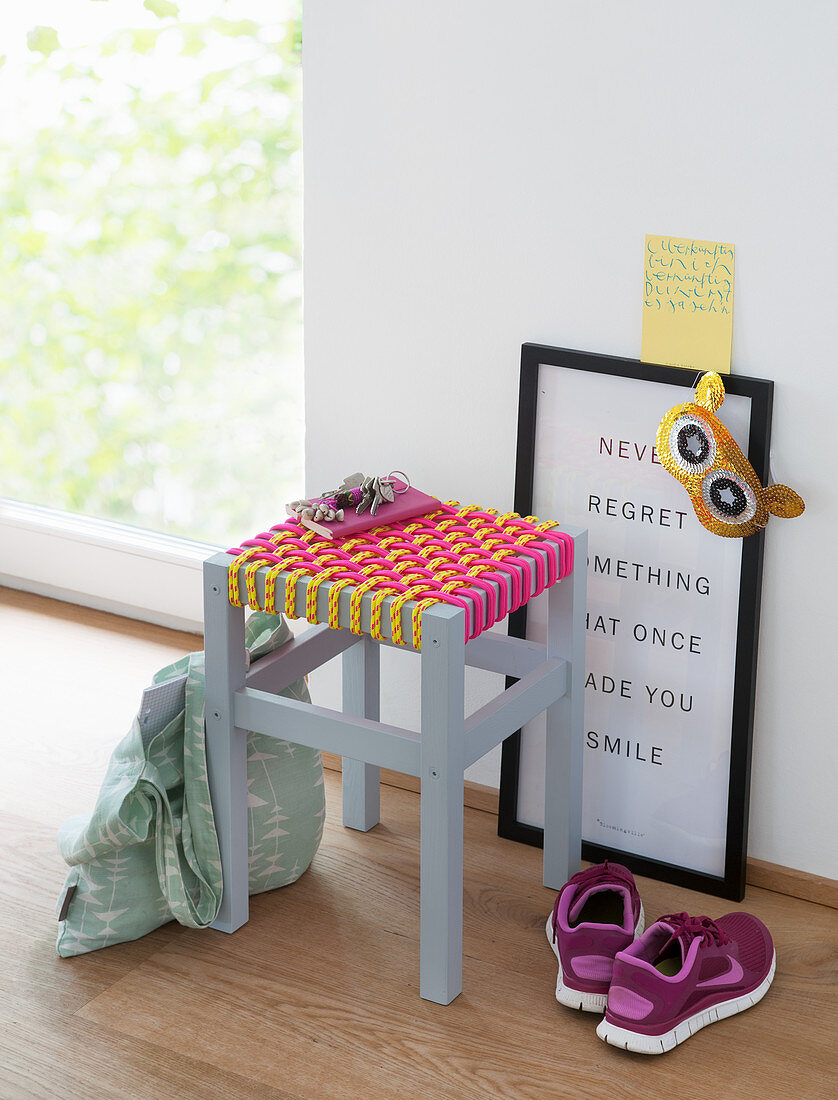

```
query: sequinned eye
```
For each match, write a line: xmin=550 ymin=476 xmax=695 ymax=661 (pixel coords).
xmin=668 ymin=415 xmax=716 ymax=474
xmin=701 ymin=469 xmax=757 ymax=526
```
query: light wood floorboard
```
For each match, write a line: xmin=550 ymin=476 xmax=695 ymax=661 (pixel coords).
xmin=2 ymin=588 xmax=837 ymax=1098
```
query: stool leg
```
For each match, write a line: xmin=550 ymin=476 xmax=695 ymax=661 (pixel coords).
xmin=419 ymin=607 xmax=466 ymax=1004
xmin=204 ymin=558 xmax=249 ymax=933
xmin=543 ymin=529 xmax=587 ymax=890
xmin=342 ymin=638 xmax=381 ymax=831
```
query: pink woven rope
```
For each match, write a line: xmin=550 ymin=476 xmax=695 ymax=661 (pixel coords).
xmin=226 ymin=503 xmax=573 ymax=645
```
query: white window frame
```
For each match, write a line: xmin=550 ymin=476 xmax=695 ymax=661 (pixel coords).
xmin=0 ymin=499 xmax=218 ymax=632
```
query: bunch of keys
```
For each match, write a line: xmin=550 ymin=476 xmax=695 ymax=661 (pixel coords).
xmin=286 ymin=471 xmax=410 ymax=532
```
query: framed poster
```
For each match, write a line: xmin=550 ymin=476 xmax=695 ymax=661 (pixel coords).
xmin=498 ymin=345 xmax=773 ymax=900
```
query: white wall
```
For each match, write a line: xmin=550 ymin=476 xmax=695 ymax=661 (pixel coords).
xmin=304 ymin=1 xmax=836 ymax=878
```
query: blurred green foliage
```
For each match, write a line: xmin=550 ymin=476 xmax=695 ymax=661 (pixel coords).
xmin=0 ymin=3 xmax=302 ymax=545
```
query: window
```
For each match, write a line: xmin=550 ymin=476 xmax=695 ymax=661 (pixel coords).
xmin=0 ymin=0 xmax=302 ymax=549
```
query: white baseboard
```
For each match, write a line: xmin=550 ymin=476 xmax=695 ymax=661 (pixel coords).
xmin=0 ymin=499 xmax=218 ymax=632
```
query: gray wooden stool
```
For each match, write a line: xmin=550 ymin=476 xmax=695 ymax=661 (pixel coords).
xmin=203 ymin=520 xmax=586 ymax=1004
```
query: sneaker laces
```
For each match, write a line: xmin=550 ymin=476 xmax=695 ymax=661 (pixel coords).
xmin=550 ymin=861 xmax=635 ymax=944
xmin=656 ymin=912 xmax=730 ymax=959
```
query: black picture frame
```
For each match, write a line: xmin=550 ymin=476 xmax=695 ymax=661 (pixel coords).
xmin=498 ymin=344 xmax=772 ymax=901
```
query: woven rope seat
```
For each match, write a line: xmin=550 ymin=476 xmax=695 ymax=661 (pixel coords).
xmin=226 ymin=502 xmax=574 ymax=649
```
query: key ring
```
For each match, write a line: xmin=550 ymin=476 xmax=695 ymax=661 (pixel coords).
xmin=286 ymin=469 xmax=413 ymax=526
xmin=387 ymin=471 xmax=411 ymax=494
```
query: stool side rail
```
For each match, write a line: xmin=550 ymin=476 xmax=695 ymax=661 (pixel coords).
xmin=462 ymin=658 xmax=568 ymax=769
xmin=243 ymin=620 xmax=549 ymax=693
xmin=245 ymin=624 xmax=357 ymax=693
xmin=234 ymin=686 xmax=422 ymax=776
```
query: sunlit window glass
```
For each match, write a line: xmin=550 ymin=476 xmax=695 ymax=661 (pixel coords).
xmin=1 ymin=0 xmax=302 ymax=545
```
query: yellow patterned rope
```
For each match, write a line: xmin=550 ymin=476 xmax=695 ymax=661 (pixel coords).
xmin=227 ymin=549 xmax=257 ymax=606
xmin=305 ymin=567 xmax=344 ymax=624
xmin=349 ymin=578 xmax=380 ymax=636
xmin=434 ymin=567 xmax=462 ymax=582
xmin=327 ymin=577 xmax=355 ymax=630
xmin=393 ymin=559 xmax=422 ymax=576
xmin=424 ymin=545 xmax=455 ymax=561
xmin=310 ymin=553 xmax=343 ymax=571
xmin=441 ymin=578 xmax=467 ymax=595
xmin=245 ymin=559 xmax=264 ymax=608
xmin=389 ymin=585 xmax=428 ymax=646
xmin=400 ymin=573 xmax=432 ymax=590
xmin=376 ymin=534 xmax=400 ymax=547
xmin=263 ymin=563 xmax=286 ymax=615
xmin=411 ymin=598 xmax=440 ymax=650
xmin=276 ymin=552 xmax=308 ymax=568
xmin=359 ymin=562 xmax=388 ymax=578
xmin=369 ymin=586 xmax=400 ymax=641
xmin=339 ymin=538 xmax=370 ymax=554
xmin=465 ymin=560 xmax=502 ymax=576
xmin=284 ymin=566 xmax=315 ymax=619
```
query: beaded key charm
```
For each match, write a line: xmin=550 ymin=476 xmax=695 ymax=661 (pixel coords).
xmin=286 ymin=471 xmax=410 ymax=536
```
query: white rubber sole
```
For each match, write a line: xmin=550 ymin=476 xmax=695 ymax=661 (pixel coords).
xmin=596 ymin=949 xmax=777 ymax=1054
xmin=545 ymin=903 xmax=646 ymax=1014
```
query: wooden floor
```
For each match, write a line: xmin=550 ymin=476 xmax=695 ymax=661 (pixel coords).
xmin=2 ymin=587 xmax=837 ymax=1099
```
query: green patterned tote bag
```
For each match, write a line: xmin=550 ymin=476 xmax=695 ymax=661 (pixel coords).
xmin=56 ymin=612 xmax=324 ymax=957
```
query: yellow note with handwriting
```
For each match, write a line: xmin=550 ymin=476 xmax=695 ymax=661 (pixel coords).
xmin=641 ymin=234 xmax=734 ymax=374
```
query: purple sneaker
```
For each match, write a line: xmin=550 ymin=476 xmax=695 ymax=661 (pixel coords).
xmin=596 ymin=910 xmax=776 ymax=1053
xmin=546 ymin=861 xmax=645 ymax=1013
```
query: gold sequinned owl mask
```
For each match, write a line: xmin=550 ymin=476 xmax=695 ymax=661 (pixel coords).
xmin=656 ymin=372 xmax=804 ymax=538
